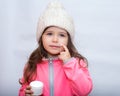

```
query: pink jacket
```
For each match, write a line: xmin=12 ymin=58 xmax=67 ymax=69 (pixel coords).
xmin=19 ymin=57 xmax=93 ymax=96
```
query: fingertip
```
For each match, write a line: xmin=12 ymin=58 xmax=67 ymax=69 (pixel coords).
xmin=60 ymin=44 xmax=66 ymax=48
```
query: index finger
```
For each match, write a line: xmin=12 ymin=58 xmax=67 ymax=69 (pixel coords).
xmin=61 ymin=44 xmax=69 ymax=52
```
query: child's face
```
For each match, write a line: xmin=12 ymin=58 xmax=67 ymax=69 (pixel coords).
xmin=42 ymin=26 xmax=68 ymax=56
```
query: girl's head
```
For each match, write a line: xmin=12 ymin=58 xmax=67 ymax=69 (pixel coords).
xmin=36 ymin=1 xmax=76 ymax=57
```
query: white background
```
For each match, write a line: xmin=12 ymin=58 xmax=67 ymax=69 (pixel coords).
xmin=0 ymin=0 xmax=120 ymax=96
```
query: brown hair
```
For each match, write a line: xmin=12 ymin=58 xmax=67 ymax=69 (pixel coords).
xmin=23 ymin=26 xmax=87 ymax=84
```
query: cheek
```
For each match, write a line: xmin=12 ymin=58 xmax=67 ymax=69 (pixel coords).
xmin=60 ymin=39 xmax=68 ymax=46
xmin=42 ymin=36 xmax=48 ymax=48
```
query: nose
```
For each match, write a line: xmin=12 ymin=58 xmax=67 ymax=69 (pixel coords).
xmin=52 ymin=35 xmax=58 ymax=42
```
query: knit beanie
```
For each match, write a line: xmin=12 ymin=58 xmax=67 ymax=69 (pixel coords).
xmin=36 ymin=1 xmax=75 ymax=42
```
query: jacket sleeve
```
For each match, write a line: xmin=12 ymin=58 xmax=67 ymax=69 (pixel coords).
xmin=63 ymin=58 xmax=93 ymax=96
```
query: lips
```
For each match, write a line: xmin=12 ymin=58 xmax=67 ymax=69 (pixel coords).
xmin=49 ymin=45 xmax=61 ymax=49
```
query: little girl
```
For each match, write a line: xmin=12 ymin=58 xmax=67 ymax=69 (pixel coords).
xmin=19 ymin=1 xmax=93 ymax=96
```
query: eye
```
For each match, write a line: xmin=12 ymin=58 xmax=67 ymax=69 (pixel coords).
xmin=46 ymin=32 xmax=53 ymax=36
xmin=59 ymin=33 xmax=67 ymax=37
xmin=60 ymin=34 xmax=65 ymax=37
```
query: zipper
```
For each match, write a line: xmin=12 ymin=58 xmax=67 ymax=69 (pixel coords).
xmin=49 ymin=58 xmax=54 ymax=96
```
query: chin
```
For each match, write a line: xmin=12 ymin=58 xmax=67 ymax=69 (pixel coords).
xmin=49 ymin=53 xmax=60 ymax=56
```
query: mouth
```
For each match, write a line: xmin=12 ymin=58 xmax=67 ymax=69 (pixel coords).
xmin=49 ymin=45 xmax=61 ymax=49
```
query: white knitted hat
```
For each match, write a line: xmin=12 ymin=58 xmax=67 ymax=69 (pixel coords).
xmin=36 ymin=1 xmax=75 ymax=42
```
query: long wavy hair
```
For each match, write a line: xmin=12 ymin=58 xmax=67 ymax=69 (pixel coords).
xmin=23 ymin=26 xmax=87 ymax=84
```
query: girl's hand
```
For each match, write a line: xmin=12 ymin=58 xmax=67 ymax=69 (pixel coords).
xmin=25 ymin=85 xmax=33 ymax=96
xmin=58 ymin=44 xmax=71 ymax=62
